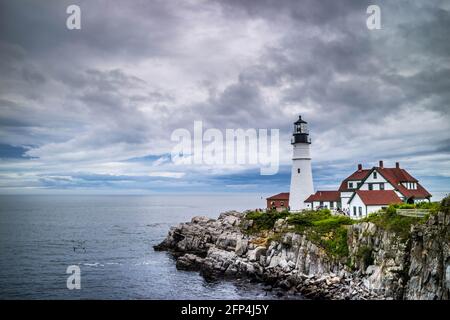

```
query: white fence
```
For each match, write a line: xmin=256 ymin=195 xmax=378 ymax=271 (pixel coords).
xmin=396 ymin=209 xmax=429 ymax=218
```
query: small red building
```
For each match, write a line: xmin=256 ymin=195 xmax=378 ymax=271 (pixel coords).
xmin=266 ymin=192 xmax=289 ymax=211
xmin=304 ymin=190 xmax=341 ymax=210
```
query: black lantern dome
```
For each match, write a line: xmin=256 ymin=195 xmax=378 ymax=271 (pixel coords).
xmin=291 ymin=115 xmax=311 ymax=144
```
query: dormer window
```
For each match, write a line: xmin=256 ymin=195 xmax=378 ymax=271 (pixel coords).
xmin=403 ymin=182 xmax=417 ymax=190
xmin=349 ymin=182 xmax=354 ymax=189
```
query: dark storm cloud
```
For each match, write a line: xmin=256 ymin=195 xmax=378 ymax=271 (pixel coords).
xmin=0 ymin=0 xmax=449 ymax=193
xmin=0 ymin=0 xmax=183 ymax=59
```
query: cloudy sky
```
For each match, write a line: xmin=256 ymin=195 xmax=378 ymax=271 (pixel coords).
xmin=0 ymin=0 xmax=449 ymax=197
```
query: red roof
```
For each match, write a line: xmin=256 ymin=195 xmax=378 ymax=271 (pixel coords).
xmin=338 ymin=169 xmax=371 ymax=191
xmin=377 ymin=167 xmax=431 ymax=199
xmin=305 ymin=191 xmax=341 ymax=202
xmin=338 ymin=165 xmax=431 ymax=199
xmin=266 ymin=192 xmax=289 ymax=200
xmin=355 ymin=190 xmax=402 ymax=205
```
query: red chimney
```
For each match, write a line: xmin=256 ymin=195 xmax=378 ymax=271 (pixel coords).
xmin=379 ymin=160 xmax=384 ymax=168
xmin=396 ymin=162 xmax=400 ymax=168
xmin=357 ymin=164 xmax=362 ymax=171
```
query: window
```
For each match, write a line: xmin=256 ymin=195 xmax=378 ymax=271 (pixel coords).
xmin=369 ymin=183 xmax=373 ymax=190
xmin=380 ymin=183 xmax=385 ymax=190
xmin=320 ymin=201 xmax=323 ymax=207
xmin=271 ymin=201 xmax=275 ymax=206
xmin=353 ymin=206 xmax=357 ymax=216
xmin=280 ymin=201 xmax=284 ymax=207
xmin=297 ymin=168 xmax=300 ymax=174
xmin=300 ymin=123 xmax=308 ymax=133
xmin=373 ymin=172 xmax=377 ymax=179
xmin=349 ymin=182 xmax=354 ymax=189
xmin=359 ymin=207 xmax=362 ymax=216
xmin=330 ymin=202 xmax=334 ymax=209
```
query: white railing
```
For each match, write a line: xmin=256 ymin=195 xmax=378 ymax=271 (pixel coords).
xmin=396 ymin=209 xmax=429 ymax=217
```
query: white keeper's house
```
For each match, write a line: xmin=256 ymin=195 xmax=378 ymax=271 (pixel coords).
xmin=266 ymin=116 xmax=432 ymax=218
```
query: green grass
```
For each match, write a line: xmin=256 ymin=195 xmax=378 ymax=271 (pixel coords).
xmin=294 ymin=204 xmax=436 ymax=258
xmin=243 ymin=209 xmax=290 ymax=234
xmin=387 ymin=201 xmax=441 ymax=214
xmin=241 ymin=197 xmax=449 ymax=259
xmin=242 ymin=209 xmax=354 ymax=259
xmin=361 ymin=204 xmax=430 ymax=240
xmin=288 ymin=212 xmax=353 ymax=258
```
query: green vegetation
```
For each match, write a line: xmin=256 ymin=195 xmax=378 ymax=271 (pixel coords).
xmin=242 ymin=198 xmax=447 ymax=259
xmin=289 ymin=212 xmax=352 ymax=259
xmin=387 ymin=201 xmax=441 ymax=212
xmin=243 ymin=209 xmax=354 ymax=259
xmin=243 ymin=209 xmax=290 ymax=234
xmin=361 ymin=203 xmax=434 ymax=240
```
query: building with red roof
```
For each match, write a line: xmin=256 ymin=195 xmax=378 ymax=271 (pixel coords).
xmin=348 ymin=190 xmax=403 ymax=218
xmin=266 ymin=160 xmax=432 ymax=218
xmin=266 ymin=192 xmax=289 ymax=211
xmin=304 ymin=191 xmax=341 ymax=210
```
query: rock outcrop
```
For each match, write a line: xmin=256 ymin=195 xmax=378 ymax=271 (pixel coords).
xmin=154 ymin=209 xmax=449 ymax=300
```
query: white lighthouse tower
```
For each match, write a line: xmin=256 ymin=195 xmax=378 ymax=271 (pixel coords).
xmin=289 ymin=116 xmax=314 ymax=211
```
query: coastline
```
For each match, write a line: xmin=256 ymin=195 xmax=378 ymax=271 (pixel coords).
xmin=154 ymin=200 xmax=449 ymax=300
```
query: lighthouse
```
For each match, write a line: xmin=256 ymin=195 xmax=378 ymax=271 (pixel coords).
xmin=289 ymin=115 xmax=314 ymax=211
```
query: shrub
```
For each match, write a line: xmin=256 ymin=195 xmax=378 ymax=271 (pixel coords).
xmin=243 ymin=209 xmax=355 ymax=259
xmin=244 ymin=209 xmax=289 ymax=233
xmin=288 ymin=211 xmax=354 ymax=259
xmin=416 ymin=201 xmax=442 ymax=215
xmin=312 ymin=216 xmax=354 ymax=228
xmin=287 ymin=210 xmax=332 ymax=226
xmin=385 ymin=205 xmax=397 ymax=217
xmin=362 ymin=208 xmax=425 ymax=240
xmin=441 ymin=195 xmax=450 ymax=214
xmin=323 ymin=226 xmax=349 ymax=258
xmin=397 ymin=203 xmax=416 ymax=209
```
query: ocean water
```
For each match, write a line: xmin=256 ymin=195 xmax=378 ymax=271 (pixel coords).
xmin=0 ymin=194 xmax=287 ymax=300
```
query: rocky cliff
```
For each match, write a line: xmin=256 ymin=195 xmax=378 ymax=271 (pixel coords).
xmin=154 ymin=205 xmax=449 ymax=300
